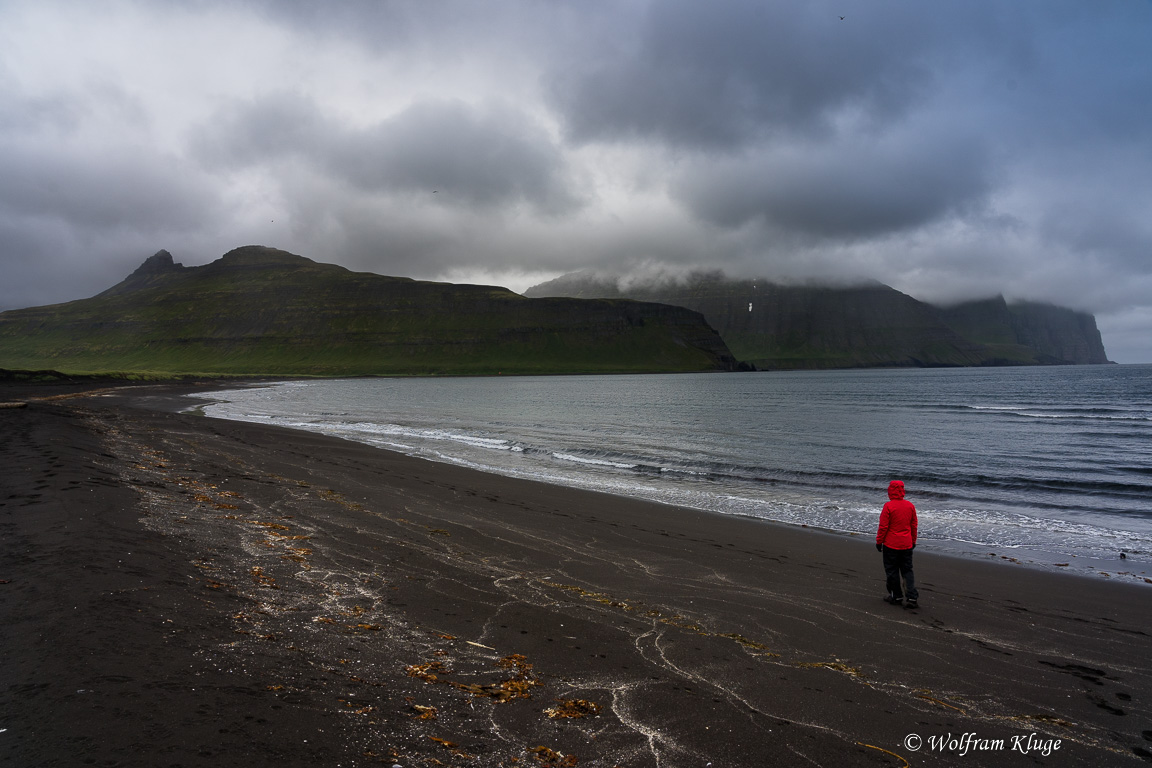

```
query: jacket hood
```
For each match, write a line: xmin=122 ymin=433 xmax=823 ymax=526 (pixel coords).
xmin=888 ymin=480 xmax=905 ymax=500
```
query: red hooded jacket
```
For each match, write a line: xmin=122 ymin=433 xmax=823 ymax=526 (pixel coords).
xmin=876 ymin=480 xmax=918 ymax=550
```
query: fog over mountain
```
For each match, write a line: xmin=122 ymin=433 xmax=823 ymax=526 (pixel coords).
xmin=2 ymin=1 xmax=1150 ymax=362
xmin=525 ymin=269 xmax=1111 ymax=369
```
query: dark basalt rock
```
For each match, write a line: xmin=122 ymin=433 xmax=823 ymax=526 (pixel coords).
xmin=526 ymin=271 xmax=1112 ymax=369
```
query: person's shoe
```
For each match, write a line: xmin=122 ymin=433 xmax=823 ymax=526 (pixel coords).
xmin=904 ymin=600 xmax=919 ymax=609
xmin=884 ymin=595 xmax=903 ymax=606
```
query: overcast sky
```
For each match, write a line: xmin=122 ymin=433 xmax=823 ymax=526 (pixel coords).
xmin=2 ymin=1 xmax=1150 ymax=362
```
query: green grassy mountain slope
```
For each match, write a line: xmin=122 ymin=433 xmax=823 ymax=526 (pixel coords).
xmin=525 ymin=272 xmax=1111 ymax=369
xmin=0 ymin=247 xmax=739 ymax=377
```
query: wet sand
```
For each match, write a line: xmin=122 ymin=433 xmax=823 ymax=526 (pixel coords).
xmin=2 ymin=384 xmax=1151 ymax=767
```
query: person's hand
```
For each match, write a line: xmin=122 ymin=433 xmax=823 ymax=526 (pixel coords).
xmin=876 ymin=543 xmax=883 ymax=552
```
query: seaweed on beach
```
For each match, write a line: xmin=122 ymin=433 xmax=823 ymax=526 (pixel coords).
xmin=428 ymin=735 xmax=473 ymax=759
xmin=544 ymin=698 xmax=602 ymax=719
xmin=530 ymin=745 xmax=579 ymax=767
xmin=717 ymin=632 xmax=776 ymax=654
xmin=248 ymin=566 xmax=277 ymax=588
xmin=405 ymin=654 xmax=542 ymax=702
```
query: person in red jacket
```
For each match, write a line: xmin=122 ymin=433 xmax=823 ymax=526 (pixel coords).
xmin=876 ymin=480 xmax=919 ymax=608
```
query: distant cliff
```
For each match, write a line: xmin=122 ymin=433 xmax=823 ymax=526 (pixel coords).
xmin=932 ymin=296 xmax=1110 ymax=366
xmin=0 ymin=247 xmax=739 ymax=377
xmin=525 ymin=272 xmax=1111 ymax=369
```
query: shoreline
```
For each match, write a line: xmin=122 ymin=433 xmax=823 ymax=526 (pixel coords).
xmin=3 ymin=385 xmax=1152 ymax=766
xmin=182 ymin=379 xmax=1150 ymax=589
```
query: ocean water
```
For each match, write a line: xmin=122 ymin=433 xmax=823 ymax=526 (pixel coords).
xmin=194 ymin=365 xmax=1152 ymax=583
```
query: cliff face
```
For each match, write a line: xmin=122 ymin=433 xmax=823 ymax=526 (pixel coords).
xmin=1010 ymin=302 xmax=1110 ymax=364
xmin=934 ymin=297 xmax=1111 ymax=365
xmin=0 ymin=247 xmax=738 ymax=376
xmin=526 ymin=272 xmax=1112 ymax=369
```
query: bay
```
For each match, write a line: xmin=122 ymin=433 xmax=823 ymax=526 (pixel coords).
xmin=195 ymin=365 xmax=1152 ymax=583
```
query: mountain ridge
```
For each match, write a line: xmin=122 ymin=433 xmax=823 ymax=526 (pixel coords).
xmin=525 ymin=271 xmax=1111 ymax=369
xmin=0 ymin=247 xmax=740 ymax=377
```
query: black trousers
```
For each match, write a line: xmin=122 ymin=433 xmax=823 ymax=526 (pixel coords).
xmin=882 ymin=546 xmax=918 ymax=601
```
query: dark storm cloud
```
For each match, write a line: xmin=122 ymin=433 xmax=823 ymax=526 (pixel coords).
xmin=673 ymin=131 xmax=992 ymax=238
xmin=194 ymin=94 xmax=578 ymax=213
xmin=544 ymin=0 xmax=1014 ymax=242
xmin=1 ymin=146 xmax=213 ymax=231
xmin=0 ymin=139 xmax=221 ymax=309
xmin=2 ymin=0 xmax=1151 ymax=361
xmin=332 ymin=101 xmax=578 ymax=213
xmin=548 ymin=2 xmax=1149 ymax=154
xmin=244 ymin=0 xmax=417 ymax=41
xmin=244 ymin=0 xmax=593 ymax=58
xmin=548 ymin=0 xmax=947 ymax=148
xmin=191 ymin=92 xmax=328 ymax=168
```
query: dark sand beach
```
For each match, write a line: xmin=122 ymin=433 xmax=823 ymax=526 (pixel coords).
xmin=2 ymin=384 xmax=1151 ymax=767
